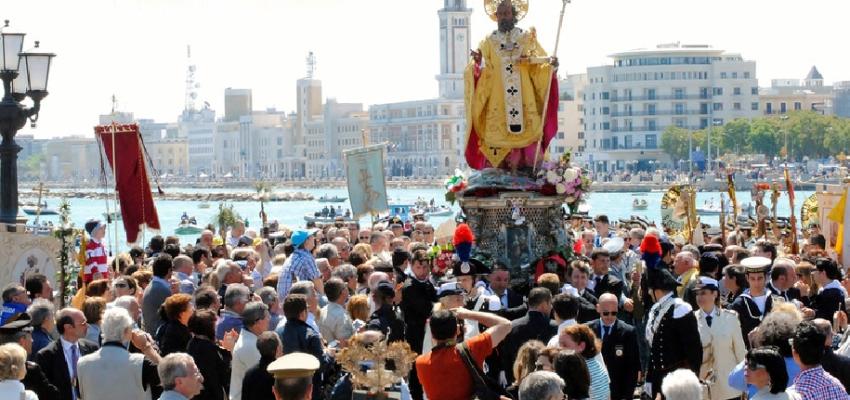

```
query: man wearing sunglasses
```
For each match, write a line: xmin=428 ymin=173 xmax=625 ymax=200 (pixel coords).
xmin=588 ymin=293 xmax=641 ymax=400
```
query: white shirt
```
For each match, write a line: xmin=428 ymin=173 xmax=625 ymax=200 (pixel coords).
xmin=60 ymin=337 xmax=80 ymax=386
xmin=751 ymin=293 xmax=769 ymax=313
xmin=229 ymin=329 xmax=261 ymax=400
xmin=548 ymin=319 xmax=577 ymax=347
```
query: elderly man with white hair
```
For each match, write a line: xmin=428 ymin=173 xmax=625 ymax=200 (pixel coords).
xmin=77 ymin=307 xmax=162 ymax=400
xmin=157 ymin=353 xmax=204 ymax=400
xmin=519 ymin=371 xmax=565 ymax=400
xmin=661 ymin=369 xmax=702 ymax=400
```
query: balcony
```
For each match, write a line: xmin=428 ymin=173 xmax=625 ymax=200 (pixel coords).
xmin=610 ymin=125 xmax=702 ymax=133
xmin=600 ymin=143 xmax=660 ymax=151
xmin=610 ymin=94 xmax=711 ymax=102
xmin=610 ymin=109 xmax=709 ymax=117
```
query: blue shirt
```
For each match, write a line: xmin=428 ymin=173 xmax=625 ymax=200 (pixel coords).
xmin=215 ymin=310 xmax=243 ymax=341
xmin=30 ymin=327 xmax=52 ymax=360
xmin=728 ymin=356 xmax=801 ymax=397
xmin=174 ymin=271 xmax=196 ymax=294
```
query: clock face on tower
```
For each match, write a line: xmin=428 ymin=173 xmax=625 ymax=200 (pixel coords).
xmin=456 ymin=34 xmax=465 ymax=42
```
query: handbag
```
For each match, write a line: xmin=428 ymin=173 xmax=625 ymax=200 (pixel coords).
xmin=455 ymin=342 xmax=513 ymax=400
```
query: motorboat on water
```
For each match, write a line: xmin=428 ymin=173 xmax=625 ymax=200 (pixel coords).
xmin=175 ymin=213 xmax=202 ymax=235
xmin=21 ymin=202 xmax=58 ymax=215
xmin=318 ymin=195 xmax=347 ymax=203
xmin=632 ymin=198 xmax=648 ymax=210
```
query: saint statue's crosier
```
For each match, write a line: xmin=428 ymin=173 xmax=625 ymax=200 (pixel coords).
xmin=464 ymin=0 xmax=560 ymax=172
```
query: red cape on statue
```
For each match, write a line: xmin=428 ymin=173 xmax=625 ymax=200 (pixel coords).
xmin=94 ymin=124 xmax=161 ymax=243
xmin=465 ymin=67 xmax=560 ymax=170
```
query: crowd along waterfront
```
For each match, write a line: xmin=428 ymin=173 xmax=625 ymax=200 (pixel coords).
xmin=19 ymin=186 xmax=813 ymax=252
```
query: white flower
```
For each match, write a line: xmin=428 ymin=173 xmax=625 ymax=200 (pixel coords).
xmin=546 ymin=170 xmax=560 ymax=183
xmin=566 ymin=196 xmax=576 ymax=203
xmin=563 ymin=167 xmax=579 ymax=183
xmin=556 ymin=183 xmax=567 ymax=194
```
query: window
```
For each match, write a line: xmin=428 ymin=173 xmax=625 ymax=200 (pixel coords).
xmin=578 ymin=131 xmax=585 ymax=139
xmin=647 ymin=103 xmax=657 ymax=115
xmin=602 ymin=107 xmax=610 ymax=115
xmin=752 ymin=87 xmax=758 ymax=95
xmin=645 ymin=134 xmax=657 ymax=149
xmin=713 ymin=103 xmax=723 ymax=111
xmin=602 ymin=92 xmax=610 ymax=100
xmin=624 ymin=135 xmax=633 ymax=148
xmin=721 ymin=72 xmax=727 ymax=79
xmin=744 ymin=72 xmax=751 ymax=79
xmin=732 ymin=72 xmax=738 ymax=79
xmin=780 ymin=103 xmax=787 ymax=113
xmin=700 ymin=103 xmax=709 ymax=114
xmin=766 ymin=103 xmax=773 ymax=114
xmin=733 ymin=87 xmax=741 ymax=95
xmin=647 ymin=119 xmax=657 ymax=131
xmin=794 ymin=102 xmax=802 ymax=110
xmin=674 ymin=103 xmax=686 ymax=115
xmin=700 ymin=118 xmax=709 ymax=129
xmin=674 ymin=118 xmax=686 ymax=128
xmin=733 ymin=102 xmax=741 ymax=111
xmin=700 ymin=87 xmax=710 ymax=99
xmin=674 ymin=88 xmax=685 ymax=99
xmin=602 ymin=122 xmax=610 ymax=130
xmin=557 ymin=131 xmax=565 ymax=139
xmin=751 ymin=102 xmax=759 ymax=111
xmin=713 ymin=88 xmax=723 ymax=96
xmin=647 ymin=89 xmax=656 ymax=100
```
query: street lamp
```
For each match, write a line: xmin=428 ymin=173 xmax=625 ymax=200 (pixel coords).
xmin=0 ymin=21 xmax=55 ymax=225
xmin=780 ymin=114 xmax=789 ymax=163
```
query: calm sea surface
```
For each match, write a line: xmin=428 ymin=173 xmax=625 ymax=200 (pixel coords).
xmin=21 ymin=187 xmax=813 ymax=251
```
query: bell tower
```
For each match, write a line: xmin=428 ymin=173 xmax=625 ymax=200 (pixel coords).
xmin=437 ymin=0 xmax=472 ymax=99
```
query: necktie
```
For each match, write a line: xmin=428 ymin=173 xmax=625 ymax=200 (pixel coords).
xmin=603 ymin=325 xmax=611 ymax=340
xmin=595 ymin=276 xmax=603 ymax=289
xmin=705 ymin=315 xmax=713 ymax=327
xmin=70 ymin=344 xmax=79 ymax=400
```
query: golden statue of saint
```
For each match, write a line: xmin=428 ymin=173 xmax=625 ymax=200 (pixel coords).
xmin=464 ymin=0 xmax=559 ymax=171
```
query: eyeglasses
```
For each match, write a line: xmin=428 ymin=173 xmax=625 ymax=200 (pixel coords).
xmin=114 ymin=283 xmax=129 ymax=289
xmin=600 ymin=311 xmax=617 ymax=316
xmin=745 ymin=362 xmax=766 ymax=371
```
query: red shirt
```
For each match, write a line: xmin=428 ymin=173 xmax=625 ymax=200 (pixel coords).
xmin=416 ymin=332 xmax=493 ymax=400
xmin=84 ymin=239 xmax=108 ymax=283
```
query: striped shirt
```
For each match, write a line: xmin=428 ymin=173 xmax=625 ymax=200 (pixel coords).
xmin=276 ymin=249 xmax=319 ymax=300
xmin=84 ymin=239 xmax=108 ymax=283
xmin=587 ymin=354 xmax=611 ymax=400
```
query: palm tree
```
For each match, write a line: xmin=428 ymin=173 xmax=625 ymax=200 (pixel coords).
xmin=212 ymin=203 xmax=241 ymax=239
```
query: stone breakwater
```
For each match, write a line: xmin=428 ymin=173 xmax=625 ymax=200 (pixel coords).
xmin=19 ymin=190 xmax=314 ymax=203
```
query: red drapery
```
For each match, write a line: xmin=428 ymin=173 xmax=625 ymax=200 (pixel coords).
xmin=465 ymin=69 xmax=560 ymax=170
xmin=94 ymin=124 xmax=161 ymax=243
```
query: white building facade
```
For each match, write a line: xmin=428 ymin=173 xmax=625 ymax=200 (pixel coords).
xmin=583 ymin=43 xmax=759 ymax=171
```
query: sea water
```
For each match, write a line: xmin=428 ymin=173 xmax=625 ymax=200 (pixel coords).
xmin=21 ymin=187 xmax=813 ymax=251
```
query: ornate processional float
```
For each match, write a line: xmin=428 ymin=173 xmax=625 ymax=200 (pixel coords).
xmin=449 ymin=0 xmax=585 ymax=289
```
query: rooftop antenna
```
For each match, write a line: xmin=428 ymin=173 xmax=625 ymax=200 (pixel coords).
xmin=306 ymin=51 xmax=316 ymax=79
xmin=111 ymin=94 xmax=118 ymax=115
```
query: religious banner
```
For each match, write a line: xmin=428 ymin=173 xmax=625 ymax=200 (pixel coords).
xmin=344 ymin=144 xmax=389 ymax=219
xmin=816 ymin=185 xmax=846 ymax=261
xmin=0 ymin=231 xmax=60 ymax=289
xmin=94 ymin=124 xmax=161 ymax=243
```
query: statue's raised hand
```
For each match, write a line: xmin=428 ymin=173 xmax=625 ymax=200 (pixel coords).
xmin=470 ymin=49 xmax=482 ymax=64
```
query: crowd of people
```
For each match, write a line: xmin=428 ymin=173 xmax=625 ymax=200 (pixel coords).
xmin=1 ymin=211 xmax=849 ymax=400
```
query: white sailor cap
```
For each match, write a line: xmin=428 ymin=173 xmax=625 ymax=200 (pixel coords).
xmin=741 ymin=256 xmax=772 ymax=273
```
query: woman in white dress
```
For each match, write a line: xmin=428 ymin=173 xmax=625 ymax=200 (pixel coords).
xmin=0 ymin=343 xmax=38 ymax=400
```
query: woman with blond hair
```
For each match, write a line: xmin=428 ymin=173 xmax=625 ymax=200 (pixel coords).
xmin=0 ymin=343 xmax=37 ymax=399
xmin=506 ymin=340 xmax=546 ymax=399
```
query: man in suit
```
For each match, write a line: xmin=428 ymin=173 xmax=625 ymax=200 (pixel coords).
xmin=569 ymin=261 xmax=600 ymax=323
xmin=488 ymin=266 xmax=524 ymax=310
xmin=588 ymin=248 xmax=625 ymax=299
xmin=35 ymin=308 xmax=98 ymax=400
xmin=142 ymin=254 xmax=174 ymax=335
xmin=0 ymin=312 xmax=60 ymax=400
xmin=499 ymin=287 xmax=558 ymax=385
xmin=588 ymin=293 xmax=641 ymax=400
xmin=767 ymin=258 xmax=802 ymax=302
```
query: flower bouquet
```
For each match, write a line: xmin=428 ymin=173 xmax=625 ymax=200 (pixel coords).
xmin=444 ymin=169 xmax=467 ymax=205
xmin=537 ymin=151 xmax=591 ymax=214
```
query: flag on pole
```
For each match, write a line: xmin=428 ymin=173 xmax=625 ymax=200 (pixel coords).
xmin=344 ymin=144 xmax=389 ymax=219
xmin=827 ymin=186 xmax=850 ymax=267
xmin=94 ymin=124 xmax=161 ymax=243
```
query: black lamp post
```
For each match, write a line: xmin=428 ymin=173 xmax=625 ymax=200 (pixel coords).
xmin=0 ymin=20 xmax=55 ymax=225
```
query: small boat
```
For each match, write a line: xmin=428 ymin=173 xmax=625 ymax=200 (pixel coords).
xmin=303 ymin=213 xmax=355 ymax=224
xmin=424 ymin=205 xmax=453 ymax=217
xmin=697 ymin=199 xmax=723 ymax=215
xmin=103 ymin=211 xmax=122 ymax=221
xmin=175 ymin=221 xmax=203 ymax=235
xmin=198 ymin=202 xmax=211 ymax=209
xmin=318 ymin=195 xmax=347 ymax=203
xmin=632 ymin=199 xmax=648 ymax=210
xmin=631 ymin=193 xmax=648 ymax=196
xmin=577 ymin=201 xmax=591 ymax=214
xmin=21 ymin=204 xmax=58 ymax=215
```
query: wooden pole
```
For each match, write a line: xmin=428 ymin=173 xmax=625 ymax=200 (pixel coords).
xmin=531 ymin=0 xmax=570 ymax=174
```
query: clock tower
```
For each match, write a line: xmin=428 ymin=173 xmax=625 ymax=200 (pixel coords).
xmin=437 ymin=0 xmax=472 ymax=99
